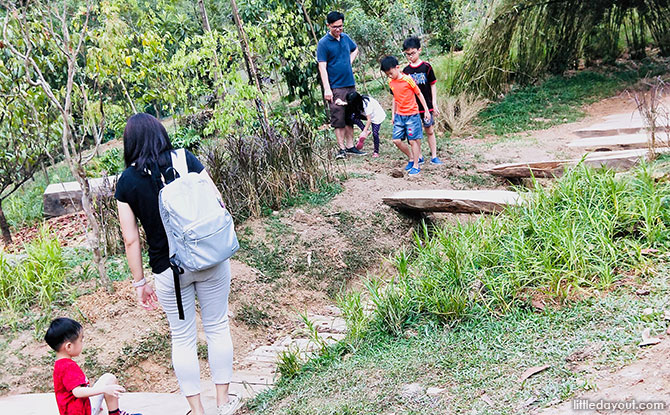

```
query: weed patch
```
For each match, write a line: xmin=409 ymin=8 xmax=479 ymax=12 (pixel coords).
xmin=357 ymin=162 xmax=669 ymax=337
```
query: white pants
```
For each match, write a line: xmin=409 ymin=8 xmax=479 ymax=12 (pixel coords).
xmin=154 ymin=260 xmax=234 ymax=396
xmin=89 ymin=373 xmax=115 ymax=415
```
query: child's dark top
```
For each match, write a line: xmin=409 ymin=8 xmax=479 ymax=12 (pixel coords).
xmin=403 ymin=61 xmax=437 ymax=113
xmin=53 ymin=358 xmax=91 ymax=415
xmin=114 ymin=149 xmax=204 ymax=274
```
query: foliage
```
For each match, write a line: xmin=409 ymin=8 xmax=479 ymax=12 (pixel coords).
xmin=201 ymin=113 xmax=333 ymax=222
xmin=0 ymin=226 xmax=68 ymax=314
xmin=357 ymin=161 xmax=669 ymax=336
xmin=478 ymin=69 xmax=638 ymax=136
xmin=345 ymin=3 xmax=423 ymax=70
xmin=249 ymin=269 xmax=669 ymax=414
xmin=0 ymin=46 xmax=60 ymax=243
xmin=457 ymin=0 xmax=670 ymax=96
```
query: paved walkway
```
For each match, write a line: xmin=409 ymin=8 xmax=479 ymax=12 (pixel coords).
xmin=0 ymin=309 xmax=347 ymax=415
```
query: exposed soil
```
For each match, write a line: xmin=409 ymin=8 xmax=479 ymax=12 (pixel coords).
xmin=2 ymin=89 xmax=669 ymax=411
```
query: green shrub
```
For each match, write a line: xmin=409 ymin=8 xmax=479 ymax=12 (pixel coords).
xmin=0 ymin=226 xmax=67 ymax=313
xmin=363 ymin=161 xmax=670 ymax=336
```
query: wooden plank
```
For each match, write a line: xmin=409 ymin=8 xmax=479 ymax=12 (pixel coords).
xmin=43 ymin=175 xmax=119 ymax=218
xmin=486 ymin=148 xmax=670 ymax=178
xmin=382 ymin=190 xmax=520 ymax=214
xmin=567 ymin=133 xmax=670 ymax=151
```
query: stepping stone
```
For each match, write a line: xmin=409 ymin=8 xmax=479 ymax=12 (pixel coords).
xmin=383 ymin=190 xmax=521 ymax=214
xmin=486 ymin=148 xmax=670 ymax=178
xmin=568 ymin=133 xmax=669 ymax=151
xmin=573 ymin=110 xmax=670 ymax=138
xmin=43 ymin=175 xmax=119 ymax=218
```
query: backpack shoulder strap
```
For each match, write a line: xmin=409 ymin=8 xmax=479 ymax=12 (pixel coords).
xmin=170 ymin=148 xmax=189 ymax=179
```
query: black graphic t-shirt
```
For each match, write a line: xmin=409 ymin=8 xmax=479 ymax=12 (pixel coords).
xmin=402 ymin=61 xmax=437 ymax=113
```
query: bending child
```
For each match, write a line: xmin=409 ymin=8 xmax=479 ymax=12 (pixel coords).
xmin=380 ymin=55 xmax=432 ymax=176
xmin=45 ymin=318 xmax=142 ymax=415
xmin=337 ymin=91 xmax=386 ymax=157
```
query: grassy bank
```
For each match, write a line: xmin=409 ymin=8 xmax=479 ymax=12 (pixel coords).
xmin=249 ymin=159 xmax=670 ymax=414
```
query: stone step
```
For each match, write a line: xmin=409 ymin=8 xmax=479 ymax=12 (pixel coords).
xmin=486 ymin=148 xmax=670 ymax=178
xmin=567 ymin=133 xmax=669 ymax=151
xmin=383 ymin=190 xmax=522 ymax=214
xmin=573 ymin=110 xmax=670 ymax=138
xmin=43 ymin=175 xmax=119 ymax=218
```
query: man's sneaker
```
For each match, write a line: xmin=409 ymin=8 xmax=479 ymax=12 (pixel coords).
xmin=418 ymin=157 xmax=425 ymax=165
xmin=346 ymin=147 xmax=366 ymax=156
xmin=356 ymin=135 xmax=366 ymax=150
xmin=404 ymin=160 xmax=414 ymax=171
xmin=372 ymin=152 xmax=379 ymax=158
xmin=408 ymin=167 xmax=421 ymax=176
xmin=217 ymin=395 xmax=241 ymax=415
xmin=430 ymin=157 xmax=444 ymax=165
xmin=335 ymin=149 xmax=346 ymax=159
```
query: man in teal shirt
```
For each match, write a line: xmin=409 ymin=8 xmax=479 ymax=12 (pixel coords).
xmin=317 ymin=11 xmax=364 ymax=158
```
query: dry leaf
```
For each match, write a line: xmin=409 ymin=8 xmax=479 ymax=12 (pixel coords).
xmin=636 ymin=288 xmax=650 ymax=296
xmin=641 ymin=248 xmax=660 ymax=255
xmin=531 ymin=300 xmax=545 ymax=311
xmin=519 ymin=365 xmax=550 ymax=383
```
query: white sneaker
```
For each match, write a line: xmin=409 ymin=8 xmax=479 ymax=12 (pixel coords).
xmin=216 ymin=395 xmax=241 ymax=415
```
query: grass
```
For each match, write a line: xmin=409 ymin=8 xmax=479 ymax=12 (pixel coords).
xmin=477 ymin=61 xmax=670 ymax=136
xmin=247 ymin=160 xmax=670 ymax=414
xmin=4 ymin=163 xmax=73 ymax=230
xmin=250 ymin=273 xmax=669 ymax=414
xmin=0 ymin=226 xmax=68 ymax=315
xmin=280 ymin=179 xmax=344 ymax=209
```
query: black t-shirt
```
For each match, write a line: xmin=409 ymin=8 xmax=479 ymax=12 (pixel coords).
xmin=402 ymin=61 xmax=437 ymax=113
xmin=114 ymin=150 xmax=204 ymax=274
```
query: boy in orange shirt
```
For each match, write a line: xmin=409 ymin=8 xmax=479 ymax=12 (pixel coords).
xmin=380 ymin=55 xmax=432 ymax=176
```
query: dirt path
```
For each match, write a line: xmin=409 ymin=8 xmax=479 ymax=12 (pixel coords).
xmin=2 ymin=90 xmax=668 ymax=412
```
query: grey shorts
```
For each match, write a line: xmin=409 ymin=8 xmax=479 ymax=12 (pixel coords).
xmin=329 ymin=86 xmax=356 ymax=128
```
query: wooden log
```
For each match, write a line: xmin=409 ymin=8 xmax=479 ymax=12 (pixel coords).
xmin=382 ymin=190 xmax=521 ymax=214
xmin=43 ymin=175 xmax=119 ymax=218
xmin=567 ymin=133 xmax=670 ymax=151
xmin=486 ymin=148 xmax=670 ymax=178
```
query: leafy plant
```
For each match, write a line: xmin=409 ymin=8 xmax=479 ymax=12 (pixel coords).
xmin=0 ymin=225 xmax=68 ymax=313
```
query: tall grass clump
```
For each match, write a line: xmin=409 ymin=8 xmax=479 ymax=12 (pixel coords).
xmin=356 ymin=161 xmax=670 ymax=336
xmin=202 ymin=115 xmax=333 ymax=221
xmin=0 ymin=226 xmax=68 ymax=314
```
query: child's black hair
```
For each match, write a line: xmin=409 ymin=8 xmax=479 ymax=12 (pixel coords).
xmin=403 ymin=36 xmax=421 ymax=51
xmin=326 ymin=11 xmax=344 ymax=24
xmin=44 ymin=318 xmax=82 ymax=352
xmin=380 ymin=56 xmax=399 ymax=72
xmin=345 ymin=91 xmax=369 ymax=121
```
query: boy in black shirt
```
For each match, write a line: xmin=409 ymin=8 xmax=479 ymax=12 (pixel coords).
xmin=402 ymin=37 xmax=444 ymax=165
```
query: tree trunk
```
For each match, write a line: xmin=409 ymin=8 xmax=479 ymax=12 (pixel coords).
xmin=230 ymin=0 xmax=270 ymax=134
xmin=296 ymin=0 xmax=329 ymax=117
xmin=0 ymin=200 xmax=12 ymax=246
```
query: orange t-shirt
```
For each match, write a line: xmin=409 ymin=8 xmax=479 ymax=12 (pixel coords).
xmin=389 ymin=75 xmax=421 ymax=115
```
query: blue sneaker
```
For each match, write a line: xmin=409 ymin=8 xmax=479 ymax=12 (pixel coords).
xmin=419 ymin=157 xmax=425 ymax=165
xmin=404 ymin=160 xmax=414 ymax=171
xmin=430 ymin=157 xmax=444 ymax=165
xmin=408 ymin=167 xmax=421 ymax=176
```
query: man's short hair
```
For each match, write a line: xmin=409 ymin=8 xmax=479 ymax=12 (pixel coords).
xmin=403 ymin=36 xmax=421 ymax=51
xmin=44 ymin=318 xmax=82 ymax=352
xmin=327 ymin=11 xmax=344 ymax=24
xmin=380 ymin=56 xmax=399 ymax=72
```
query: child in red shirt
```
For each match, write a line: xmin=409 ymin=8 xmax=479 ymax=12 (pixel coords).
xmin=45 ymin=318 xmax=141 ymax=415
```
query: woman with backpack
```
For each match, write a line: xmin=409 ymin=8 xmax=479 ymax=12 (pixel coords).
xmin=115 ymin=113 xmax=239 ymax=415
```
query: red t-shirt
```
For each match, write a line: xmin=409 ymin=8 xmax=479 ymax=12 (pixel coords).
xmin=53 ymin=358 xmax=91 ymax=415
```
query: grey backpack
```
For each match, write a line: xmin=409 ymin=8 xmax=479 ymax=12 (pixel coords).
xmin=158 ymin=149 xmax=239 ymax=318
